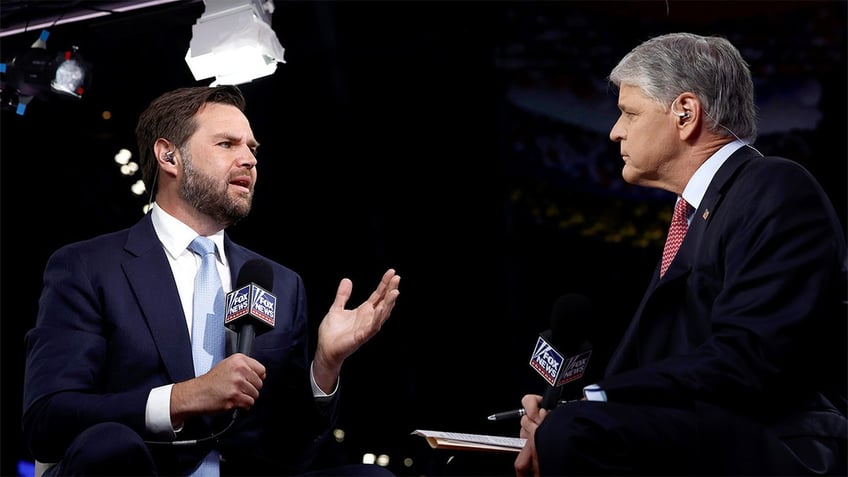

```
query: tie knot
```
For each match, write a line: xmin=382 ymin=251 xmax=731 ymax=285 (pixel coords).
xmin=188 ymin=236 xmax=216 ymax=257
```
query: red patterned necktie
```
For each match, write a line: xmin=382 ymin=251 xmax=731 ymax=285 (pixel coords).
xmin=660 ymin=198 xmax=693 ymax=278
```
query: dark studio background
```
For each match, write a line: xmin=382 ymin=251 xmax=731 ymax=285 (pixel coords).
xmin=1 ymin=1 xmax=845 ymax=475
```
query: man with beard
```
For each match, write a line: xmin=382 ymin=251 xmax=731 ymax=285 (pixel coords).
xmin=22 ymin=85 xmax=401 ymax=477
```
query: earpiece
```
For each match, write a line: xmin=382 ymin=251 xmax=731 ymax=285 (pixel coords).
xmin=670 ymin=99 xmax=690 ymax=121
xmin=164 ymin=151 xmax=175 ymax=164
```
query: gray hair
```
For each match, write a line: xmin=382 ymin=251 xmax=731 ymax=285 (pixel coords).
xmin=609 ymin=32 xmax=757 ymax=142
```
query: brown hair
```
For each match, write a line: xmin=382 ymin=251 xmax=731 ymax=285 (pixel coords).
xmin=135 ymin=85 xmax=246 ymax=190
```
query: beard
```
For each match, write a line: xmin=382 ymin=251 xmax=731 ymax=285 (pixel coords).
xmin=180 ymin=154 xmax=252 ymax=226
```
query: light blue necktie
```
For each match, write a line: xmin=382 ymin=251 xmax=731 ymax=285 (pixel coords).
xmin=187 ymin=236 xmax=225 ymax=477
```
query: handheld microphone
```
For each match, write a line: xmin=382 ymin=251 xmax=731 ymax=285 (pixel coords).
xmin=529 ymin=293 xmax=594 ymax=410
xmin=146 ymin=259 xmax=277 ymax=442
xmin=225 ymin=259 xmax=276 ymax=356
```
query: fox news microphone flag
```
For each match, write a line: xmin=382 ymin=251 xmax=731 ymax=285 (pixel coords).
xmin=225 ymin=259 xmax=276 ymax=356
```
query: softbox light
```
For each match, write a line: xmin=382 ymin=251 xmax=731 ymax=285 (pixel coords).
xmin=185 ymin=0 xmax=286 ymax=86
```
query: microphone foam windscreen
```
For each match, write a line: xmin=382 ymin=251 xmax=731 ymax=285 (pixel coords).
xmin=237 ymin=259 xmax=274 ymax=291
xmin=549 ymin=293 xmax=593 ymax=351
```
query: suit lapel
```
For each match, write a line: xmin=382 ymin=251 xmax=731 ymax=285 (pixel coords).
xmin=223 ymin=237 xmax=250 ymax=287
xmin=118 ymin=217 xmax=268 ymax=381
xmin=663 ymin=149 xmax=759 ymax=281
xmin=123 ymin=215 xmax=196 ymax=383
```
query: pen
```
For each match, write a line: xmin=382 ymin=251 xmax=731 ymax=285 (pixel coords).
xmin=487 ymin=408 xmax=526 ymax=421
xmin=486 ymin=400 xmax=574 ymax=421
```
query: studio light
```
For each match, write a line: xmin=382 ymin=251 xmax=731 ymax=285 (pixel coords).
xmin=0 ymin=30 xmax=92 ymax=115
xmin=185 ymin=0 xmax=286 ymax=86
xmin=51 ymin=47 xmax=90 ymax=98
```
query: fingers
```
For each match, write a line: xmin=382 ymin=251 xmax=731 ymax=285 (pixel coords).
xmin=319 ymin=269 xmax=400 ymax=351
xmin=369 ymin=269 xmax=399 ymax=302
xmin=333 ymin=269 xmax=400 ymax=311
xmin=520 ymin=394 xmax=543 ymax=421
xmin=515 ymin=394 xmax=542 ymax=440
xmin=332 ymin=269 xmax=400 ymax=321
xmin=371 ymin=270 xmax=400 ymax=320
xmin=168 ymin=358 xmax=264 ymax=426
xmin=514 ymin=445 xmax=531 ymax=476
xmin=518 ymin=398 xmax=546 ymax=439
xmin=515 ymin=409 xmax=541 ymax=477
xmin=331 ymin=278 xmax=353 ymax=311
xmin=241 ymin=360 xmax=265 ymax=394
xmin=208 ymin=354 xmax=266 ymax=409
xmin=514 ymin=436 xmax=538 ymax=477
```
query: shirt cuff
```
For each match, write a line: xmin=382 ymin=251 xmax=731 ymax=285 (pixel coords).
xmin=310 ymin=360 xmax=338 ymax=402
xmin=146 ymin=384 xmax=178 ymax=436
xmin=582 ymin=384 xmax=608 ymax=402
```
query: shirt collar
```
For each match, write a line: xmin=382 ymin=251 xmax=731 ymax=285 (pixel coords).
xmin=682 ymin=139 xmax=747 ymax=211
xmin=150 ymin=203 xmax=227 ymax=266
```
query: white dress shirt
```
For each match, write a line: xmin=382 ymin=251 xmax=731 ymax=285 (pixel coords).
xmin=143 ymin=203 xmax=334 ymax=438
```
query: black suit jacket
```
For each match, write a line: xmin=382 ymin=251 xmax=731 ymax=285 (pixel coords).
xmin=601 ymin=148 xmax=847 ymax=471
xmin=22 ymin=213 xmax=338 ymax=475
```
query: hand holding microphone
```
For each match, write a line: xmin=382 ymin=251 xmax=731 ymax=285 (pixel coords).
xmin=488 ymin=293 xmax=594 ymax=421
xmin=534 ymin=293 xmax=593 ymax=409
xmin=182 ymin=259 xmax=276 ymax=433
xmin=223 ymin=259 xmax=277 ymax=422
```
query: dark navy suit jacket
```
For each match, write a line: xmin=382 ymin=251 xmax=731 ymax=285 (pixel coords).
xmin=600 ymin=148 xmax=847 ymax=471
xmin=23 ymin=213 xmax=338 ymax=475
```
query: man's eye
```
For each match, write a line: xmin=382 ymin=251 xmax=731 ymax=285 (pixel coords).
xmin=218 ymin=142 xmax=231 ymax=149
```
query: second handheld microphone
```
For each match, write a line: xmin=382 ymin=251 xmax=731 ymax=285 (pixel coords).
xmin=529 ymin=293 xmax=594 ymax=410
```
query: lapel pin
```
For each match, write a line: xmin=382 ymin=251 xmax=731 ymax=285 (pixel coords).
xmin=702 ymin=209 xmax=710 ymax=220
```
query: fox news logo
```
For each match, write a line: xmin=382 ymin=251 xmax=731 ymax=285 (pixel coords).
xmin=225 ymin=284 xmax=276 ymax=327
xmin=529 ymin=336 xmax=564 ymax=386
xmin=555 ymin=349 xmax=592 ymax=386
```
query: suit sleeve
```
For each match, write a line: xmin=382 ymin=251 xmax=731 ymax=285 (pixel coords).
xmin=23 ymin=246 xmax=152 ymax=462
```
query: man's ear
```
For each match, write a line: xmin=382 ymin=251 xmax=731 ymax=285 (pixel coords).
xmin=674 ymin=93 xmax=700 ymax=126
xmin=154 ymin=139 xmax=176 ymax=166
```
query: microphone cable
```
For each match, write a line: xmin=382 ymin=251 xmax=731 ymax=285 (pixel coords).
xmin=144 ymin=409 xmax=237 ymax=447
